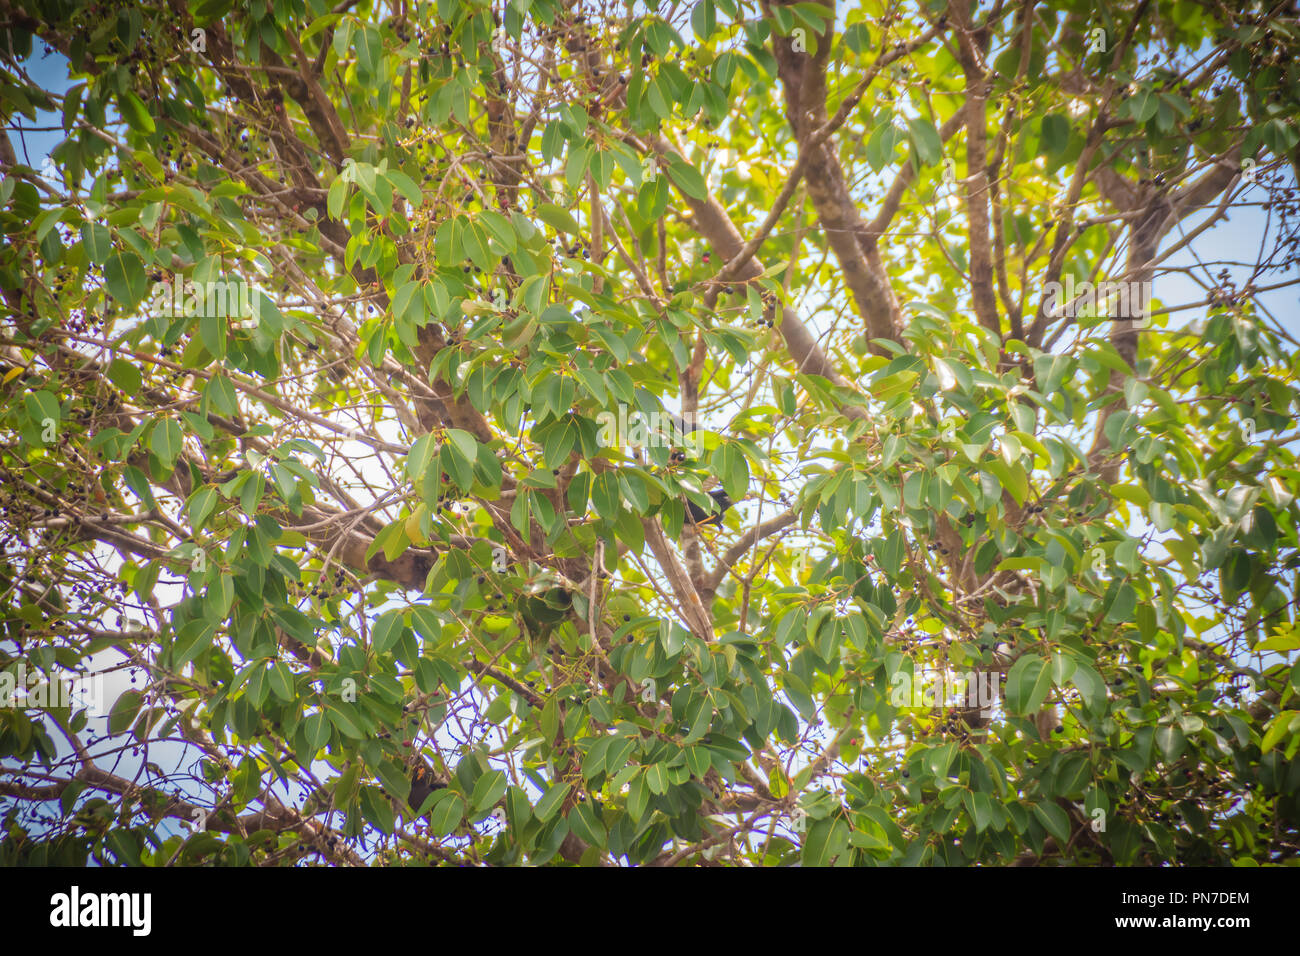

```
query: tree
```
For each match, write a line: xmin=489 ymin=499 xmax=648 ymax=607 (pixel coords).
xmin=0 ymin=0 xmax=1298 ymax=867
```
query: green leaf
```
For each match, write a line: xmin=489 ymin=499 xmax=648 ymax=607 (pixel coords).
xmin=478 ymin=209 xmax=516 ymax=252
xmin=462 ymin=219 xmax=493 ymax=270
xmin=24 ymin=390 xmax=60 ymax=433
xmin=106 ymin=357 xmax=141 ymax=393
xmin=802 ymin=816 xmax=850 ymax=866
xmin=371 ymin=610 xmax=405 ymax=654
xmin=1155 ymin=724 xmax=1186 ymax=763
xmin=564 ymin=143 xmax=591 ymax=193
xmin=104 ymin=248 xmax=147 ymax=308
xmin=187 ymin=486 xmax=219 ymax=531
xmin=122 ymin=465 xmax=157 ymax=509
xmin=325 ymin=699 xmax=366 ymax=739
xmin=536 ymin=203 xmax=580 ymax=236
xmin=426 ymin=790 xmax=464 ymax=835
xmin=440 ymin=439 xmax=474 ymax=491
xmin=592 ymin=471 xmax=621 ymax=518
xmin=604 ymin=736 xmax=637 ymax=776
xmin=1106 ymin=583 xmax=1137 ymax=624
xmin=302 ymin=711 xmax=329 ymax=754
xmin=355 ymin=24 xmax=383 ymax=79
xmin=119 ymin=90 xmax=156 ymax=133
xmin=582 ymin=736 xmax=613 ymax=781
xmin=645 ymin=761 xmax=669 ymax=795
xmin=1127 ymin=85 xmax=1159 ymax=123
xmin=711 ymin=442 xmax=749 ymax=501
xmin=533 ymin=781 xmax=571 ymax=822
xmin=866 ymin=119 xmax=905 ymax=172
xmin=566 ymin=800 xmax=607 ymax=847
xmin=327 ymin=176 xmax=348 ymax=219
xmin=171 ymin=620 xmax=214 ymax=669
xmin=359 ymin=785 xmax=395 ymax=834
xmin=470 ymin=769 xmax=508 ymax=813
xmin=665 ymin=155 xmax=708 ymax=200
xmin=1032 ymin=802 xmax=1071 ymax=844
xmin=682 ymin=694 xmax=713 ymax=745
xmin=1069 ymin=659 xmax=1107 ymax=713
xmin=385 ymin=170 xmax=424 ymax=208
xmin=34 ymin=206 xmax=71 ymax=242
xmin=627 ymin=773 xmax=650 ymax=821
xmin=1039 ymin=114 xmax=1069 ymax=155
xmin=1005 ymin=654 xmax=1052 ymax=715
xmin=410 ymin=605 xmax=441 ymax=645
xmin=267 ymin=662 xmax=294 ymax=702
xmin=372 ymin=759 xmax=409 ymax=803
xmin=1260 ymin=712 xmax=1299 ymax=754
xmin=906 ymin=117 xmax=942 ymax=166
xmin=105 ymin=830 xmax=142 ymax=866
xmin=109 ymin=689 xmax=143 ymax=735
xmin=691 ymin=0 xmax=716 ymax=39
xmin=205 ymin=374 xmax=239 ymax=417
xmin=392 ymin=280 xmax=426 ymax=326
xmin=149 ymin=418 xmax=183 ymax=469
xmin=199 ymin=312 xmax=226 ymax=360
xmin=445 ymin=428 xmax=478 ymax=464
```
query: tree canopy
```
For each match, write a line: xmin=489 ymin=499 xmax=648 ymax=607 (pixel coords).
xmin=1 ymin=0 xmax=1299 ymax=866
